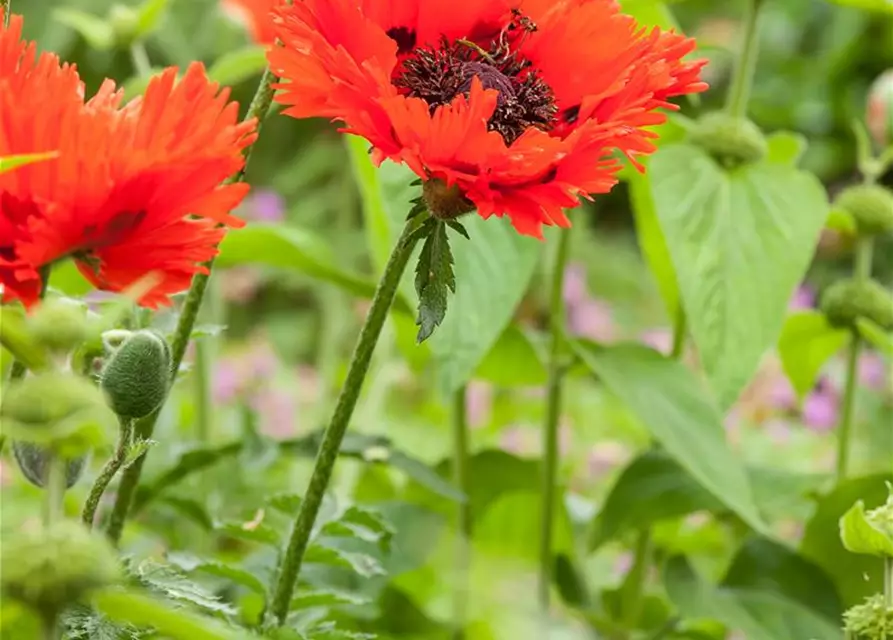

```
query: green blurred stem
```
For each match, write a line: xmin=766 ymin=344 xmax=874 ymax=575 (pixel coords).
xmin=725 ymin=0 xmax=764 ymax=119
xmin=538 ymin=226 xmax=572 ymax=612
xmin=130 ymin=42 xmax=151 ymax=78
xmin=619 ymin=531 xmax=653 ymax=633
xmin=104 ymin=67 xmax=279 ymax=545
xmin=836 ymin=237 xmax=874 ymax=481
xmin=81 ymin=418 xmax=134 ymax=528
xmin=1 ymin=1 xmax=9 ymax=28
xmin=885 ymin=557 xmax=893 ymax=608
xmin=42 ymin=614 xmax=59 ymax=640
xmin=452 ymin=385 xmax=471 ymax=639
xmin=267 ymin=215 xmax=423 ymax=627
xmin=43 ymin=454 xmax=66 ymax=526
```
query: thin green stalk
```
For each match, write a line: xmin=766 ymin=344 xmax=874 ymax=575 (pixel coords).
xmin=538 ymin=226 xmax=573 ymax=612
xmin=267 ymin=215 xmax=424 ymax=626
xmin=81 ymin=418 xmax=134 ymax=528
xmin=670 ymin=307 xmax=687 ymax=360
xmin=725 ymin=0 xmax=765 ymax=119
xmin=43 ymin=454 xmax=66 ymax=525
xmin=452 ymin=385 xmax=471 ymax=640
xmin=619 ymin=530 xmax=653 ymax=632
xmin=885 ymin=557 xmax=893 ymax=609
xmin=130 ymin=42 xmax=151 ymax=78
xmin=104 ymin=67 xmax=279 ymax=545
xmin=42 ymin=614 xmax=58 ymax=640
xmin=836 ymin=237 xmax=874 ymax=481
xmin=1 ymin=0 xmax=9 ymax=27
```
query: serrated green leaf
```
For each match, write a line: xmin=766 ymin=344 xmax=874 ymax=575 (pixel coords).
xmin=0 ymin=151 xmax=59 ymax=174
xmin=415 ymin=221 xmax=455 ymax=342
xmin=269 ymin=493 xmax=303 ymax=515
xmin=167 ymin=553 xmax=267 ymax=595
xmin=53 ymin=8 xmax=115 ymax=49
xmin=208 ymin=46 xmax=267 ymax=86
xmin=839 ymin=499 xmax=893 ymax=557
xmin=304 ymin=544 xmax=385 ymax=578
xmin=778 ymin=311 xmax=851 ymax=399
xmin=131 ymin=561 xmax=237 ymax=616
xmin=63 ymin=606 xmax=144 ymax=640
xmin=571 ymin=341 xmax=766 ymax=534
xmin=290 ymin=589 xmax=368 ymax=611
xmin=649 ymin=143 xmax=829 ymax=408
xmin=216 ymin=521 xmax=281 ymax=547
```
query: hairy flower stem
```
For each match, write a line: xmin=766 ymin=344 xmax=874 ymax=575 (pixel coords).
xmin=104 ymin=67 xmax=279 ymax=545
xmin=538 ymin=226 xmax=572 ymax=614
xmin=268 ymin=216 xmax=423 ymax=626
xmin=452 ymin=385 xmax=471 ymax=639
xmin=1 ymin=1 xmax=9 ymax=27
xmin=81 ymin=418 xmax=134 ymax=528
xmin=725 ymin=0 xmax=764 ymax=119
xmin=836 ymin=237 xmax=874 ymax=480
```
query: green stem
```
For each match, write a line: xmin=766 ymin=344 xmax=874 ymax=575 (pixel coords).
xmin=267 ymin=216 xmax=423 ymax=626
xmin=1 ymin=0 xmax=9 ymax=28
xmin=725 ymin=0 xmax=764 ymax=119
xmin=104 ymin=68 xmax=279 ymax=545
xmin=42 ymin=613 xmax=58 ymax=640
xmin=619 ymin=530 xmax=653 ymax=632
xmin=452 ymin=385 xmax=471 ymax=639
xmin=130 ymin=42 xmax=151 ymax=78
xmin=670 ymin=307 xmax=687 ymax=360
xmin=836 ymin=237 xmax=874 ymax=481
xmin=884 ymin=556 xmax=893 ymax=609
xmin=538 ymin=226 xmax=572 ymax=612
xmin=81 ymin=418 xmax=134 ymax=528
xmin=43 ymin=454 xmax=66 ymax=526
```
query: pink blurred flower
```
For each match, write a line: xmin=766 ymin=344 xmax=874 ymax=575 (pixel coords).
xmin=243 ymin=188 xmax=285 ymax=222
xmin=802 ymin=387 xmax=839 ymax=432
xmin=764 ymin=418 xmax=792 ymax=444
xmin=562 ymin=263 xmax=588 ymax=307
xmin=639 ymin=328 xmax=672 ymax=355
xmin=568 ymin=299 xmax=616 ymax=341
xmin=213 ymin=360 xmax=243 ymax=403
xmin=767 ymin=374 xmax=797 ymax=410
xmin=788 ymin=284 xmax=815 ymax=310
xmin=499 ymin=426 xmax=527 ymax=455
xmin=252 ymin=387 xmax=298 ymax=438
xmin=859 ymin=352 xmax=888 ymax=391
xmin=587 ymin=441 xmax=630 ymax=478
xmin=221 ymin=266 xmax=263 ymax=303
xmin=466 ymin=381 xmax=492 ymax=429
xmin=212 ymin=337 xmax=279 ymax=404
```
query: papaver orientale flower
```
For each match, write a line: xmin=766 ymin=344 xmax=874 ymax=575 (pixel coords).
xmin=267 ymin=0 xmax=707 ymax=237
xmin=0 ymin=13 xmax=257 ymax=308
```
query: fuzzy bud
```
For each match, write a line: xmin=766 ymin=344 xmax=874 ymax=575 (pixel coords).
xmin=100 ymin=329 xmax=171 ymax=419
xmin=820 ymin=278 xmax=893 ymax=332
xmin=108 ymin=4 xmax=139 ymax=47
xmin=844 ymin=594 xmax=893 ymax=640
xmin=834 ymin=184 xmax=893 ymax=237
xmin=28 ymin=299 xmax=89 ymax=353
xmin=1 ymin=521 xmax=120 ymax=616
xmin=867 ymin=69 xmax=893 ymax=150
xmin=689 ymin=112 xmax=768 ymax=168
xmin=12 ymin=441 xmax=88 ymax=489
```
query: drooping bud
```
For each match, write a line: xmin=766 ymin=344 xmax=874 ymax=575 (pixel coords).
xmin=867 ymin=69 xmax=893 ymax=150
xmin=1 ymin=521 xmax=120 ymax=615
xmin=0 ymin=373 xmax=114 ymax=458
xmin=820 ymin=278 xmax=893 ymax=332
xmin=12 ymin=442 xmax=88 ymax=489
xmin=28 ymin=298 xmax=89 ymax=354
xmin=834 ymin=184 xmax=893 ymax=237
xmin=689 ymin=112 xmax=768 ymax=168
xmin=100 ymin=329 xmax=171 ymax=419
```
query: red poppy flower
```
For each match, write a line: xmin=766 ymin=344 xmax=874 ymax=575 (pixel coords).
xmin=222 ymin=0 xmax=277 ymax=45
xmin=0 ymin=14 xmax=257 ymax=309
xmin=268 ymin=0 xmax=707 ymax=237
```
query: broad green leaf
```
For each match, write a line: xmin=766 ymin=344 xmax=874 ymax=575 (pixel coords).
xmin=53 ymin=8 xmax=115 ymax=49
xmin=825 ymin=0 xmax=893 ymax=13
xmin=649 ymin=143 xmax=829 ymax=408
xmin=778 ymin=311 xmax=850 ymax=398
xmin=839 ymin=498 xmax=893 ymax=557
xmin=475 ymin=491 xmax=575 ymax=561
xmin=857 ymin=317 xmax=893 ymax=359
xmin=0 ymin=151 xmax=59 ymax=174
xmin=208 ymin=46 xmax=267 ymax=86
xmin=92 ymin=588 xmax=254 ymax=640
xmin=664 ymin=558 xmax=843 ymax=640
xmin=589 ymin=451 xmax=721 ymax=550
xmin=618 ymin=0 xmax=681 ymax=30
xmin=474 ymin=325 xmax=547 ymax=386
xmin=722 ymin=538 xmax=842 ymax=622
xmin=135 ymin=0 xmax=171 ymax=36
xmin=825 ymin=207 xmax=857 ymax=235
xmin=766 ymin=131 xmax=808 ymax=166
xmin=571 ymin=341 xmax=766 ymax=534
xmin=47 ymin=260 xmax=93 ymax=296
xmin=801 ymin=474 xmax=892 ymax=607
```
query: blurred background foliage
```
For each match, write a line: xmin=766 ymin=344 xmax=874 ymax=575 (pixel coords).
xmin=5 ymin=0 xmax=893 ymax=639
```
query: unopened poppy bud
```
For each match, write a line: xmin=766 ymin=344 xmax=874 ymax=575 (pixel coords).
xmin=12 ymin=441 xmax=88 ymax=489
xmin=867 ymin=69 xmax=893 ymax=149
xmin=689 ymin=112 xmax=768 ymax=168
xmin=100 ymin=329 xmax=171 ymax=419
xmin=108 ymin=4 xmax=139 ymax=47
xmin=28 ymin=299 xmax=89 ymax=353
xmin=0 ymin=373 xmax=113 ymax=458
xmin=834 ymin=184 xmax=893 ymax=237
xmin=843 ymin=594 xmax=893 ymax=639
xmin=1 ymin=521 xmax=120 ymax=615
xmin=820 ymin=278 xmax=893 ymax=331
xmin=422 ymin=179 xmax=476 ymax=220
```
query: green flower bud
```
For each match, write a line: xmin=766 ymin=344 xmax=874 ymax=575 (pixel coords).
xmin=12 ymin=441 xmax=88 ymax=489
xmin=834 ymin=184 xmax=893 ymax=237
xmin=867 ymin=69 xmax=893 ymax=150
xmin=108 ymin=4 xmax=139 ymax=47
xmin=1 ymin=521 xmax=120 ymax=616
xmin=689 ymin=112 xmax=768 ymax=168
xmin=820 ymin=278 xmax=893 ymax=332
xmin=100 ymin=330 xmax=171 ymax=419
xmin=0 ymin=373 xmax=113 ymax=458
xmin=866 ymin=492 xmax=893 ymax=540
xmin=844 ymin=594 xmax=893 ymax=640
xmin=28 ymin=299 xmax=89 ymax=353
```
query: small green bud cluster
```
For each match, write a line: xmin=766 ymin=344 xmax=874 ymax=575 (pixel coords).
xmin=689 ymin=112 xmax=768 ymax=168
xmin=833 ymin=184 xmax=893 ymax=240
xmin=820 ymin=278 xmax=893 ymax=332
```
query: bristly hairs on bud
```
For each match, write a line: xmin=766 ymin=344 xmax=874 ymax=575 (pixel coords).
xmin=820 ymin=278 xmax=893 ymax=332
xmin=689 ymin=111 xmax=768 ymax=168
xmin=834 ymin=183 xmax=893 ymax=238
xmin=100 ymin=330 xmax=172 ymax=420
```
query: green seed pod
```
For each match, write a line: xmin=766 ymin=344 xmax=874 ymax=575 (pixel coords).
xmin=28 ymin=298 xmax=89 ymax=353
xmin=107 ymin=4 xmax=139 ymax=47
xmin=100 ymin=330 xmax=171 ymax=419
xmin=1 ymin=521 xmax=120 ymax=616
xmin=689 ymin=112 xmax=768 ymax=168
xmin=867 ymin=68 xmax=893 ymax=150
xmin=12 ymin=441 xmax=88 ymax=489
xmin=834 ymin=184 xmax=893 ymax=237
xmin=843 ymin=594 xmax=893 ymax=640
xmin=820 ymin=278 xmax=893 ymax=331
